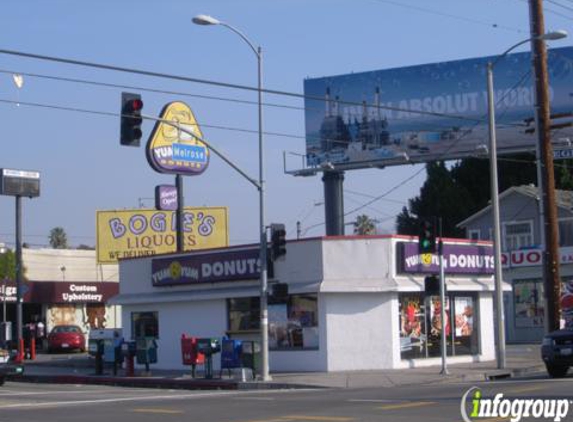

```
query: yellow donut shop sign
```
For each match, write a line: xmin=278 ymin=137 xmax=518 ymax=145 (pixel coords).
xmin=96 ymin=207 xmax=229 ymax=264
xmin=146 ymin=101 xmax=210 ymax=175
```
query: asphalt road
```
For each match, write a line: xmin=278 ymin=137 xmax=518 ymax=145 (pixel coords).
xmin=1 ymin=374 xmax=572 ymax=422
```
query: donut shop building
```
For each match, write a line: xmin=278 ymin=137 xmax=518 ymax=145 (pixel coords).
xmin=115 ymin=235 xmax=502 ymax=372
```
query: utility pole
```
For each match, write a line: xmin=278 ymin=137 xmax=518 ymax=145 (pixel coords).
xmin=529 ymin=0 xmax=562 ymax=332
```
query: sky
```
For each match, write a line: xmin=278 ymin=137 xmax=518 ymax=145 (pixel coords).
xmin=0 ymin=0 xmax=571 ymax=249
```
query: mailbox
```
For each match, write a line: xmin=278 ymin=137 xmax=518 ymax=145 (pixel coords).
xmin=197 ymin=338 xmax=220 ymax=356
xmin=136 ymin=337 xmax=158 ymax=365
xmin=221 ymin=339 xmax=242 ymax=370
xmin=181 ymin=335 xmax=204 ymax=366
xmin=241 ymin=341 xmax=261 ymax=376
xmin=197 ymin=338 xmax=220 ymax=379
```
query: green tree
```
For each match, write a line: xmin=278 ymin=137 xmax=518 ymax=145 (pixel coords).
xmin=353 ymin=214 xmax=377 ymax=235
xmin=49 ymin=227 xmax=68 ymax=249
xmin=396 ymin=153 xmax=571 ymax=239
xmin=396 ymin=161 xmax=472 ymax=237
xmin=0 ymin=249 xmax=16 ymax=281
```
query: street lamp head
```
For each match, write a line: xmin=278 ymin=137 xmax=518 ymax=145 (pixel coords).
xmin=192 ymin=14 xmax=221 ymax=26
xmin=541 ymin=30 xmax=568 ymax=41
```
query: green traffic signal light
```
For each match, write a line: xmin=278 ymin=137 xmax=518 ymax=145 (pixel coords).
xmin=418 ymin=219 xmax=436 ymax=254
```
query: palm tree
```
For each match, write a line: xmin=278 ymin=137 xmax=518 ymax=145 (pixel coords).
xmin=49 ymin=227 xmax=69 ymax=249
xmin=353 ymin=214 xmax=377 ymax=235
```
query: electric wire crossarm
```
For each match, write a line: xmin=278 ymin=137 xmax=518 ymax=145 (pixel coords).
xmin=140 ymin=113 xmax=260 ymax=191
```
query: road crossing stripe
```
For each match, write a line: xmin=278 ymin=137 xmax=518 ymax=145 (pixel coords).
xmin=283 ymin=417 xmax=355 ymax=421
xmin=132 ymin=408 xmax=184 ymax=414
xmin=378 ymin=401 xmax=436 ymax=410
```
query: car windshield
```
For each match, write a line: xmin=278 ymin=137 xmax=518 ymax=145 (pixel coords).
xmin=53 ymin=326 xmax=81 ymax=334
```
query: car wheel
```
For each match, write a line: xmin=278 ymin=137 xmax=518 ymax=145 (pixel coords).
xmin=546 ymin=364 xmax=569 ymax=378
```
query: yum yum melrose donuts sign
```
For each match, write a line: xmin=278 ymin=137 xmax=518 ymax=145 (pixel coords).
xmin=151 ymin=247 xmax=262 ymax=286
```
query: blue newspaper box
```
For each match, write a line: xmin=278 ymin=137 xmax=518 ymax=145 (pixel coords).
xmin=221 ymin=339 xmax=242 ymax=370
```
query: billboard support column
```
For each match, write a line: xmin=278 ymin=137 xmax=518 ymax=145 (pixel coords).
xmin=322 ymin=171 xmax=345 ymax=236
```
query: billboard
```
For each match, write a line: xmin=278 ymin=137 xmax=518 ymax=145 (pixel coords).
xmin=96 ymin=207 xmax=229 ymax=264
xmin=304 ymin=47 xmax=573 ymax=170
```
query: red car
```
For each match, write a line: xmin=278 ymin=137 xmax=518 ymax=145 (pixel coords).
xmin=47 ymin=325 xmax=86 ymax=353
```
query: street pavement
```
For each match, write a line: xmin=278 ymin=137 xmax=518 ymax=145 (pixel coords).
xmin=6 ymin=344 xmax=547 ymax=390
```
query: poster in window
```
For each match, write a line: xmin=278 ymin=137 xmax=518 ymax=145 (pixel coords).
xmin=400 ymin=296 xmax=426 ymax=354
xmin=268 ymin=304 xmax=289 ymax=348
xmin=514 ymin=280 xmax=544 ymax=328
xmin=429 ymin=297 xmax=451 ymax=338
xmin=454 ymin=297 xmax=474 ymax=337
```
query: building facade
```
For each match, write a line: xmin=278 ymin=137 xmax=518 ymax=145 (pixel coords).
xmin=114 ymin=235 xmax=501 ymax=372
xmin=457 ymin=185 xmax=573 ymax=343
xmin=0 ymin=248 xmax=120 ymax=342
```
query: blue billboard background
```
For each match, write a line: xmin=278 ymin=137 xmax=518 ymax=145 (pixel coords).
xmin=303 ymin=47 xmax=573 ymax=169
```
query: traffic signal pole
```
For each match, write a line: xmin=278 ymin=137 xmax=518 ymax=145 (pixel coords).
xmin=438 ymin=220 xmax=448 ymax=375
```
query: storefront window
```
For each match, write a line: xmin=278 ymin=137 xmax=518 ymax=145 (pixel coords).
xmin=514 ymin=277 xmax=573 ymax=329
xmin=228 ymin=297 xmax=260 ymax=332
xmin=514 ymin=279 xmax=544 ymax=328
xmin=227 ymin=294 xmax=319 ymax=350
xmin=399 ymin=292 xmax=478 ymax=360
xmin=131 ymin=311 xmax=158 ymax=339
xmin=270 ymin=294 xmax=318 ymax=350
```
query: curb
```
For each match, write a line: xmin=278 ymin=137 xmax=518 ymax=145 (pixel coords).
xmin=7 ymin=373 xmax=318 ymax=391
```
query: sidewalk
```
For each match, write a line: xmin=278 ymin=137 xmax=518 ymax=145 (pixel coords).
xmin=7 ymin=344 xmax=546 ymax=390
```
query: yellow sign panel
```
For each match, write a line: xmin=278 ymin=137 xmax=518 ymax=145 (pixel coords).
xmin=146 ymin=101 xmax=210 ymax=176
xmin=421 ymin=253 xmax=433 ymax=266
xmin=96 ymin=207 xmax=229 ymax=264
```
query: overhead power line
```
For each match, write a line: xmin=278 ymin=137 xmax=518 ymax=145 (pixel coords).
xmin=0 ymin=49 xmax=484 ymax=124
xmin=369 ymin=0 xmax=526 ymax=33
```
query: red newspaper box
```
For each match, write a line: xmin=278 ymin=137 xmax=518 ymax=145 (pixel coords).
xmin=181 ymin=334 xmax=204 ymax=377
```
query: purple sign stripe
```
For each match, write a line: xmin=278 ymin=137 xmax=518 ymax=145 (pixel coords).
xmin=152 ymin=248 xmax=261 ymax=286
xmin=398 ymin=242 xmax=494 ymax=275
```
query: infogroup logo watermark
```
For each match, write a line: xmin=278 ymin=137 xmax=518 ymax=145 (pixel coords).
xmin=461 ymin=387 xmax=570 ymax=422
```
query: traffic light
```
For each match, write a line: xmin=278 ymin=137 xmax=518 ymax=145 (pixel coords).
xmin=120 ymin=92 xmax=144 ymax=146
xmin=270 ymin=223 xmax=287 ymax=260
xmin=418 ymin=218 xmax=436 ymax=254
xmin=424 ymin=275 xmax=440 ymax=296
xmin=269 ymin=283 xmax=289 ymax=304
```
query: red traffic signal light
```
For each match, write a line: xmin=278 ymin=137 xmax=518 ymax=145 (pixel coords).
xmin=121 ymin=92 xmax=144 ymax=147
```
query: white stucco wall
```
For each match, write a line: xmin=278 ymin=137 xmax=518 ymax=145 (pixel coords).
xmin=122 ymin=299 xmax=227 ymax=371
xmin=478 ymin=292 xmax=496 ymax=361
xmin=324 ymin=292 xmax=398 ymax=370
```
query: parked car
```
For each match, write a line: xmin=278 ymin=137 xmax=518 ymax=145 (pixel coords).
xmin=541 ymin=329 xmax=573 ymax=378
xmin=0 ymin=347 xmax=24 ymax=386
xmin=47 ymin=325 xmax=86 ymax=353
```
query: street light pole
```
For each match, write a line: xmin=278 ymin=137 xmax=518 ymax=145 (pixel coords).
xmin=486 ymin=61 xmax=506 ymax=369
xmin=486 ymin=29 xmax=567 ymax=369
xmin=193 ymin=15 xmax=271 ymax=381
